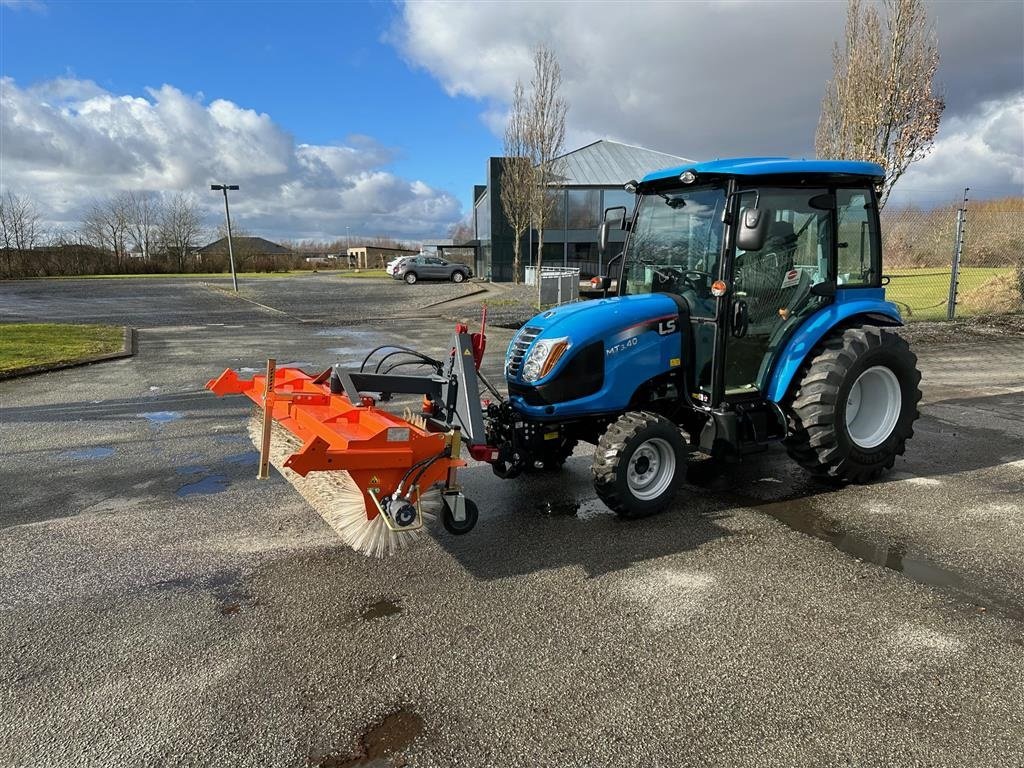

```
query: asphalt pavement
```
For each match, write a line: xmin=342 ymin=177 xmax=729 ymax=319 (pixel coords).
xmin=1 ymin=276 xmax=1022 ymax=767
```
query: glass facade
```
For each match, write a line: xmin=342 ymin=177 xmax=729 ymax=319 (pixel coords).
xmin=544 ymin=189 xmax=566 ymax=230
xmin=602 ymin=189 xmax=636 ymax=218
xmin=566 ymin=189 xmax=601 ymax=229
xmin=474 ymin=191 xmax=491 ymax=241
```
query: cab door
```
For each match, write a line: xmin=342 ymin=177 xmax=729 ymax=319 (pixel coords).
xmin=723 ymin=187 xmax=834 ymax=397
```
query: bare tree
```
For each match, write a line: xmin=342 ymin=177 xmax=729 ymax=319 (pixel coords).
xmin=525 ymin=44 xmax=567 ymax=303
xmin=125 ymin=191 xmax=163 ymax=261
xmin=159 ymin=193 xmax=203 ymax=272
xmin=82 ymin=193 xmax=131 ymax=269
xmin=816 ymin=0 xmax=944 ymax=208
xmin=0 ymin=191 xmax=42 ymax=277
xmin=500 ymin=81 xmax=534 ymax=285
xmin=447 ymin=217 xmax=475 ymax=245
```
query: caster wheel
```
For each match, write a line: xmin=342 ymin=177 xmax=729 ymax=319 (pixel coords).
xmin=442 ymin=496 xmax=479 ymax=535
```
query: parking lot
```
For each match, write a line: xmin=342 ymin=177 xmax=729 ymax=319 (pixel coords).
xmin=2 ymin=275 xmax=1022 ymax=767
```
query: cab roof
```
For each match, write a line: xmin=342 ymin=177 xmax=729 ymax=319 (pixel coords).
xmin=640 ymin=157 xmax=885 ymax=184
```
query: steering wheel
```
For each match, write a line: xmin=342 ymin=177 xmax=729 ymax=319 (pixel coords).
xmin=655 ymin=266 xmax=711 ymax=291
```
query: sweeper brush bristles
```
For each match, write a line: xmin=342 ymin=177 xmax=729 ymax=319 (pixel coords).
xmin=248 ymin=410 xmax=439 ymax=558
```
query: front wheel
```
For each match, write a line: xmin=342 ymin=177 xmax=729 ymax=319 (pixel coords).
xmin=451 ymin=270 xmax=466 ymax=283
xmin=785 ymin=326 xmax=921 ymax=483
xmin=592 ymin=412 xmax=687 ymax=518
xmin=404 ymin=272 xmax=418 ymax=285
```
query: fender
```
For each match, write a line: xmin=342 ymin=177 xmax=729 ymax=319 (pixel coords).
xmin=765 ymin=288 xmax=903 ymax=404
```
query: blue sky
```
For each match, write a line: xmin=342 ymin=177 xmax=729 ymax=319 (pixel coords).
xmin=1 ymin=1 xmax=498 ymax=213
xmin=2 ymin=1 xmax=1021 ymax=241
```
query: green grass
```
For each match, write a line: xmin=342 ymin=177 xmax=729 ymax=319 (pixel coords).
xmin=885 ymin=266 xmax=1013 ymax=321
xmin=0 ymin=323 xmax=125 ymax=373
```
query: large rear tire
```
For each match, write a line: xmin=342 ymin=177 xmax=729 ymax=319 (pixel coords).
xmin=592 ymin=412 xmax=687 ymax=518
xmin=785 ymin=326 xmax=921 ymax=483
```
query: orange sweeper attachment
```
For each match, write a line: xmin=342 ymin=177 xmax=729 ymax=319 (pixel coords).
xmin=206 ymin=317 xmax=492 ymax=557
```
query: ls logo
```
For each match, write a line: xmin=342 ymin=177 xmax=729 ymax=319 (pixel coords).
xmin=656 ymin=318 xmax=678 ymax=336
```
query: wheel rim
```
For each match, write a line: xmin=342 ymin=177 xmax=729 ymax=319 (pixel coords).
xmin=845 ymin=365 xmax=902 ymax=449
xmin=626 ymin=437 xmax=677 ymax=501
xmin=406 ymin=273 xmax=416 ymax=284
xmin=453 ymin=272 xmax=464 ymax=282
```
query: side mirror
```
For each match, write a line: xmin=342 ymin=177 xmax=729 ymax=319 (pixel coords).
xmin=590 ymin=275 xmax=613 ymax=292
xmin=598 ymin=206 xmax=627 ymax=259
xmin=736 ymin=207 xmax=771 ymax=252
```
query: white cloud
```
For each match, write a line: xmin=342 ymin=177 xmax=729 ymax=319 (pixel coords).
xmin=0 ymin=0 xmax=46 ymax=12
xmin=393 ymin=0 xmax=1024 ymax=204
xmin=0 ymin=77 xmax=462 ymax=240
xmin=890 ymin=94 xmax=1024 ymax=206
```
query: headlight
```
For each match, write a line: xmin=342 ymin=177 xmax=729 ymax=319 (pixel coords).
xmin=522 ymin=337 xmax=571 ymax=383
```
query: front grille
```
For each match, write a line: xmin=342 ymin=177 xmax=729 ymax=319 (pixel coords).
xmin=505 ymin=326 xmax=541 ymax=378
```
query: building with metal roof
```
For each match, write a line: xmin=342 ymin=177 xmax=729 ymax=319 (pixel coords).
xmin=472 ymin=140 xmax=690 ymax=281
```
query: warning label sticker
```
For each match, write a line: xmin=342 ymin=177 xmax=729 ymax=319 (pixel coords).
xmin=781 ymin=269 xmax=801 ymax=288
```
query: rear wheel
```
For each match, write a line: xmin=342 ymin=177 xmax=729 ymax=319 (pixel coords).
xmin=451 ymin=270 xmax=466 ymax=283
xmin=592 ymin=412 xmax=687 ymax=518
xmin=785 ymin=326 xmax=921 ymax=483
xmin=404 ymin=272 xmax=418 ymax=285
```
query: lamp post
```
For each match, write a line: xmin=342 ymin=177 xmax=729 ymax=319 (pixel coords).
xmin=211 ymin=183 xmax=240 ymax=292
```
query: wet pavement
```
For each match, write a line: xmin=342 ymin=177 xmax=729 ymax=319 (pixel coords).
xmin=1 ymin=277 xmax=1023 ymax=767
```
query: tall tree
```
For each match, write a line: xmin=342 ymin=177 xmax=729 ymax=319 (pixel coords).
xmin=125 ymin=190 xmax=163 ymax=261
xmin=82 ymin=193 xmax=131 ymax=269
xmin=816 ymin=0 xmax=944 ymax=208
xmin=0 ymin=191 xmax=42 ymax=277
xmin=526 ymin=44 xmax=567 ymax=304
xmin=500 ymin=80 xmax=533 ymax=285
xmin=159 ymin=193 xmax=203 ymax=272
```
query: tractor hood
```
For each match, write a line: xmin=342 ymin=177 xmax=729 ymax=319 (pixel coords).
xmin=521 ymin=293 xmax=680 ymax=339
xmin=505 ymin=293 xmax=681 ymax=384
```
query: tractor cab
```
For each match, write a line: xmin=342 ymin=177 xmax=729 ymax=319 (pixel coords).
xmin=600 ymin=158 xmax=888 ymax=418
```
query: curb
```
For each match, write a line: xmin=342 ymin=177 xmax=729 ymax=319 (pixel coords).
xmin=0 ymin=326 xmax=137 ymax=381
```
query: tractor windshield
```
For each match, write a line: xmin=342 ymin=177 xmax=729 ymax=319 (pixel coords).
xmin=622 ymin=184 xmax=726 ymax=317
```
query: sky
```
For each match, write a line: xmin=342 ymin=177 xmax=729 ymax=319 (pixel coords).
xmin=1 ymin=0 xmax=1022 ymax=243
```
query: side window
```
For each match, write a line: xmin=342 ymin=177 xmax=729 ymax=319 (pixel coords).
xmin=835 ymin=189 xmax=879 ymax=286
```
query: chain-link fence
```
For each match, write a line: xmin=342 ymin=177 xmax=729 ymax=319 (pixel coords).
xmin=882 ymin=197 xmax=1023 ymax=322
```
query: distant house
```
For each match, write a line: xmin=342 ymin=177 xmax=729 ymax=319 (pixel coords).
xmin=197 ymin=237 xmax=292 ymax=262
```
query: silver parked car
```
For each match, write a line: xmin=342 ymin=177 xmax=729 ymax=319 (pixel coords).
xmin=394 ymin=256 xmax=472 ymax=284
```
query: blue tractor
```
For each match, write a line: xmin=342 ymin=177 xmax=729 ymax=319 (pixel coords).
xmin=475 ymin=157 xmax=921 ymax=520
xmin=304 ymin=157 xmax=922 ymax=536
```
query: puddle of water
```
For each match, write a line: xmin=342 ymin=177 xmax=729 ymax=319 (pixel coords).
xmin=756 ymin=495 xmax=1024 ymax=621
xmin=176 ymin=475 xmax=230 ymax=497
xmin=61 ymin=446 xmax=115 ymax=460
xmin=360 ymin=598 xmax=402 ymax=620
xmin=224 ymin=450 xmax=259 ymax=466
xmin=313 ymin=709 xmax=424 ymax=768
xmin=175 ymin=465 xmax=208 ymax=475
xmin=139 ymin=411 xmax=183 ymax=425
xmin=315 ymin=328 xmax=381 ymax=339
xmin=536 ymin=500 xmax=580 ymax=517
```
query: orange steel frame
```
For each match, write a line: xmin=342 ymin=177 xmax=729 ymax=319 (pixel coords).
xmin=207 ymin=366 xmax=463 ymax=520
